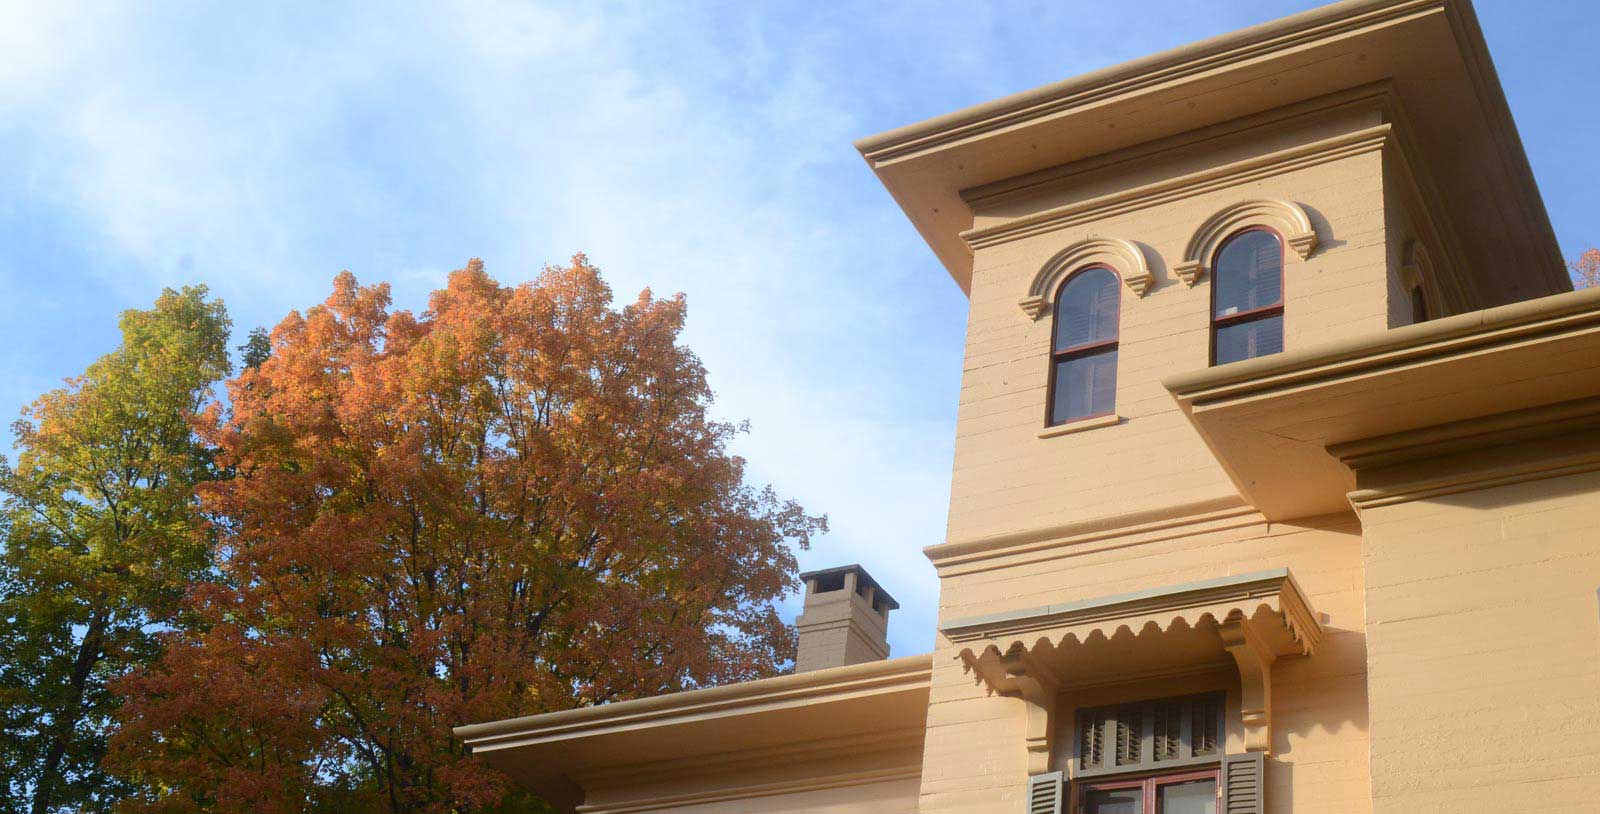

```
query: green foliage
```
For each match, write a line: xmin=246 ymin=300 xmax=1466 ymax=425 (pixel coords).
xmin=0 ymin=286 xmax=231 ymax=814
xmin=239 ymin=326 xmax=272 ymax=370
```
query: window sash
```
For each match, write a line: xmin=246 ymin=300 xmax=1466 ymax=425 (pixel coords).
xmin=1055 ymin=268 xmax=1121 ymax=352
xmin=1077 ymin=768 xmax=1220 ymax=814
xmin=1211 ymin=310 xmax=1284 ymax=366
xmin=1048 ymin=267 xmax=1121 ymax=427
xmin=1211 ymin=229 xmax=1283 ymax=319
xmin=1049 ymin=345 xmax=1118 ymax=426
xmin=1210 ymin=228 xmax=1284 ymax=366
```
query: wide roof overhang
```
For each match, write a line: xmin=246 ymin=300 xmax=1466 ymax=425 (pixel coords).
xmin=856 ymin=0 xmax=1563 ymax=303
xmin=1164 ymin=286 xmax=1600 ymax=521
xmin=453 ymin=655 xmax=931 ymax=812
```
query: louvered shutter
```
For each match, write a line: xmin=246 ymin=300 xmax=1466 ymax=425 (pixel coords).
xmin=1074 ymin=692 xmax=1223 ymax=777
xmin=1113 ymin=705 xmax=1141 ymax=766
xmin=1221 ymin=752 xmax=1265 ymax=814
xmin=1025 ymin=771 xmax=1064 ymax=814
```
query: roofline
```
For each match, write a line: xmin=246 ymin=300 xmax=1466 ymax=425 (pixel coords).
xmin=854 ymin=0 xmax=1429 ymax=162
xmin=453 ymin=653 xmax=933 ymax=751
xmin=941 ymin=568 xmax=1298 ymax=639
xmin=1163 ymin=285 xmax=1600 ymax=400
xmin=854 ymin=0 xmax=1565 ymax=300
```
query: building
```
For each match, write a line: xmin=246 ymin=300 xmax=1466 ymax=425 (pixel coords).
xmin=453 ymin=0 xmax=1600 ymax=811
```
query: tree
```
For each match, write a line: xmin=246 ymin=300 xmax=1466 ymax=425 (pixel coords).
xmin=1570 ymin=247 xmax=1600 ymax=290
xmin=0 ymin=287 xmax=231 ymax=814
xmin=238 ymin=327 xmax=272 ymax=370
xmin=110 ymin=258 xmax=823 ymax=813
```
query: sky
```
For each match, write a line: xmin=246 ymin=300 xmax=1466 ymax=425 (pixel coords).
xmin=2 ymin=0 xmax=1598 ymax=658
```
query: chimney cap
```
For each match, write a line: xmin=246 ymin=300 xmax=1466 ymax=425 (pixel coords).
xmin=797 ymin=564 xmax=899 ymax=610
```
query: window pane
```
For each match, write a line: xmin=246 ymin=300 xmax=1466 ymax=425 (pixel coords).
xmin=1214 ymin=230 xmax=1282 ymax=319
xmin=1083 ymin=787 xmax=1143 ymax=814
xmin=1055 ymin=267 xmax=1120 ymax=351
xmin=1158 ymin=779 xmax=1217 ymax=814
xmin=1051 ymin=348 xmax=1116 ymax=424
xmin=1214 ymin=313 xmax=1283 ymax=365
xmin=1191 ymin=696 xmax=1220 ymax=756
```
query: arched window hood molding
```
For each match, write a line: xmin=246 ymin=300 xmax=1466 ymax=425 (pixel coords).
xmin=1019 ymin=237 xmax=1154 ymax=319
xmin=1175 ymin=200 xmax=1318 ymax=287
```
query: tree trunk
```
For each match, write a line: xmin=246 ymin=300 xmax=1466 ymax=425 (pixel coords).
xmin=30 ymin=609 xmax=108 ymax=814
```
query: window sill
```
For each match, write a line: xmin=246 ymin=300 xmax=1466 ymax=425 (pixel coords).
xmin=1038 ymin=413 xmax=1122 ymax=438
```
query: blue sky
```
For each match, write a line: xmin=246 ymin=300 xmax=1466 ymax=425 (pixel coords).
xmin=2 ymin=1 xmax=1597 ymax=657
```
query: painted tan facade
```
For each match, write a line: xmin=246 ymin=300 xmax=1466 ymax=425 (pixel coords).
xmin=455 ymin=1 xmax=1600 ymax=812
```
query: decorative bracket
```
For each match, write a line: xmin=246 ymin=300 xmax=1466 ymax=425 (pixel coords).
xmin=961 ymin=647 xmax=1061 ymax=774
xmin=1219 ymin=617 xmax=1277 ymax=754
xmin=1000 ymin=650 xmax=1061 ymax=774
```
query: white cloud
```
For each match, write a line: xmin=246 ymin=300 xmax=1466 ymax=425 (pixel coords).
xmin=0 ymin=0 xmax=969 ymax=654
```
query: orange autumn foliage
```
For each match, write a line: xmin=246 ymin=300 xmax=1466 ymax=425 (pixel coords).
xmin=1571 ymin=247 xmax=1600 ymax=290
xmin=109 ymin=257 xmax=823 ymax=813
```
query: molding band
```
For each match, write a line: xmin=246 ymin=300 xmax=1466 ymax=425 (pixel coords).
xmin=1173 ymin=199 xmax=1319 ymax=287
xmin=962 ymin=124 xmax=1387 ymax=252
xmin=926 ymin=496 xmax=1258 ymax=575
xmin=1020 ymin=238 xmax=1153 ymax=318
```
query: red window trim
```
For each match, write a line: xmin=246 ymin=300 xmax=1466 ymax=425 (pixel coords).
xmin=1046 ymin=266 xmax=1121 ymax=427
xmin=1074 ymin=766 xmax=1221 ymax=814
xmin=1208 ymin=226 xmax=1285 ymax=366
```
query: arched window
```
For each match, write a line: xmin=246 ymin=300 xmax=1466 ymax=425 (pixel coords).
xmin=1211 ymin=228 xmax=1284 ymax=365
xmin=1047 ymin=267 xmax=1119 ymax=426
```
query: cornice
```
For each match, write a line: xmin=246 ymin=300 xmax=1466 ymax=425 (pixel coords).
xmin=453 ymin=654 xmax=932 ymax=752
xmin=959 ymin=83 xmax=1396 ymax=212
xmin=1165 ymin=286 xmax=1600 ymax=408
xmin=855 ymin=0 xmax=1561 ymax=300
xmin=1348 ymin=441 xmax=1600 ymax=511
xmin=1161 ymin=286 xmax=1600 ymax=520
xmin=1336 ymin=397 xmax=1600 ymax=510
xmin=941 ymin=568 xmax=1323 ymax=659
xmin=925 ymin=495 xmax=1259 ymax=576
xmin=855 ymin=0 xmax=1440 ymax=165
xmin=960 ymin=124 xmax=1390 ymax=252
xmin=1331 ymin=395 xmax=1600 ymax=473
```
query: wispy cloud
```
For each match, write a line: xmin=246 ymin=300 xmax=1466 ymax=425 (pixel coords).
xmin=1 ymin=0 xmax=1588 ymax=654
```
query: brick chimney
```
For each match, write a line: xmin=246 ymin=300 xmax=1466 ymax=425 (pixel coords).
xmin=794 ymin=564 xmax=898 ymax=672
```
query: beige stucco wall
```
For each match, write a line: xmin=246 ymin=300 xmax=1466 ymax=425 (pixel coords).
xmin=948 ymin=110 xmax=1391 ymax=546
xmin=921 ymin=514 xmax=1371 ymax=814
xmin=1360 ymin=469 xmax=1600 ymax=812
xmin=573 ymin=737 xmax=923 ymax=814
xmin=600 ymin=777 xmax=921 ymax=814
